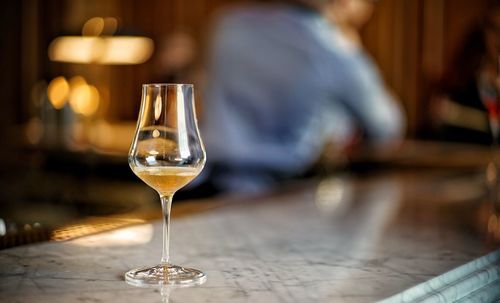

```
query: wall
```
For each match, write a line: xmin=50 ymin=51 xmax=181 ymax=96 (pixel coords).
xmin=362 ymin=0 xmax=490 ymax=135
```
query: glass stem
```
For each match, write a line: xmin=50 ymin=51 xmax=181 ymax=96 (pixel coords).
xmin=160 ymin=195 xmax=173 ymax=265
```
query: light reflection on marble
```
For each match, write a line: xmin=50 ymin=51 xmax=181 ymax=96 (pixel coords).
xmin=70 ymin=224 xmax=154 ymax=247
xmin=0 ymin=172 xmax=495 ymax=302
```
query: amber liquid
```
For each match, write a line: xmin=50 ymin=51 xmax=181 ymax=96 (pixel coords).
xmin=132 ymin=166 xmax=200 ymax=195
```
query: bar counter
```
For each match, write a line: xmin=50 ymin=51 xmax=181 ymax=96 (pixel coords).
xmin=1 ymin=168 xmax=499 ymax=302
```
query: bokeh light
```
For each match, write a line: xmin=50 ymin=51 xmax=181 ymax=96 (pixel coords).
xmin=69 ymin=82 xmax=100 ymax=117
xmin=47 ymin=76 xmax=69 ymax=109
xmin=48 ymin=37 xmax=105 ymax=64
xmin=98 ymin=37 xmax=154 ymax=64
xmin=68 ymin=76 xmax=87 ymax=90
xmin=82 ymin=17 xmax=105 ymax=36
xmin=103 ymin=17 xmax=118 ymax=35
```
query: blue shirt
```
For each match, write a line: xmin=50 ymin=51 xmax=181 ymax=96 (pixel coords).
xmin=201 ymin=5 xmax=404 ymax=192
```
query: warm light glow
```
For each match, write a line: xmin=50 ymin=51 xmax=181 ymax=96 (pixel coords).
xmin=68 ymin=76 xmax=100 ymax=117
xmin=82 ymin=17 xmax=118 ymax=36
xmin=48 ymin=37 xmax=104 ymax=64
xmin=86 ymin=85 xmax=100 ymax=116
xmin=70 ymin=224 xmax=153 ymax=247
xmin=88 ymin=120 xmax=136 ymax=152
xmin=99 ymin=37 xmax=154 ymax=64
xmin=69 ymin=84 xmax=90 ymax=112
xmin=69 ymin=83 xmax=100 ymax=117
xmin=69 ymin=76 xmax=87 ymax=90
xmin=103 ymin=17 xmax=118 ymax=35
xmin=82 ymin=17 xmax=105 ymax=36
xmin=47 ymin=76 xmax=69 ymax=109
xmin=48 ymin=36 xmax=154 ymax=65
xmin=68 ymin=76 xmax=87 ymax=113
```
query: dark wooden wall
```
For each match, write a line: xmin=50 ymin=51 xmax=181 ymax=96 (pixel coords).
xmin=362 ymin=0 xmax=490 ymax=135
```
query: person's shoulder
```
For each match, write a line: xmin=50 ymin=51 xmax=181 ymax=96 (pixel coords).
xmin=214 ymin=4 xmax=273 ymax=25
xmin=303 ymin=22 xmax=351 ymax=61
xmin=216 ymin=3 xmax=317 ymax=26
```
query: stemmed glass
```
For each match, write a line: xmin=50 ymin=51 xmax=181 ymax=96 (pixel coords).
xmin=126 ymin=83 xmax=206 ymax=287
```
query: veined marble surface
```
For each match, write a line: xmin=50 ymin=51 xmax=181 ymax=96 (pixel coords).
xmin=380 ymin=250 xmax=500 ymax=302
xmin=0 ymin=172 xmax=495 ymax=302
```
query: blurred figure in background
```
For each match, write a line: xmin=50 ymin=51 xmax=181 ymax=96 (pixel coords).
xmin=153 ymin=31 xmax=202 ymax=85
xmin=152 ymin=31 xmax=206 ymax=116
xmin=154 ymin=31 xmax=200 ymax=84
xmin=430 ymin=0 xmax=500 ymax=145
xmin=196 ymin=0 xmax=405 ymax=195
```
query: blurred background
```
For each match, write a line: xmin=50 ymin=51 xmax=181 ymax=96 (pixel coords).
xmin=0 ymin=0 xmax=499 ymax=248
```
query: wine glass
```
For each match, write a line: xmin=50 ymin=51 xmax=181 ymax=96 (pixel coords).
xmin=126 ymin=83 xmax=206 ymax=287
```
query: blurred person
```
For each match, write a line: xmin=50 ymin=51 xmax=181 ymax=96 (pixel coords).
xmin=430 ymin=0 xmax=500 ymax=145
xmin=152 ymin=31 xmax=207 ymax=116
xmin=153 ymin=31 xmax=200 ymax=84
xmin=189 ymin=0 xmax=405 ymax=196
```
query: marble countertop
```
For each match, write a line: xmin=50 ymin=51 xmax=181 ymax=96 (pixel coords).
xmin=0 ymin=170 xmax=498 ymax=302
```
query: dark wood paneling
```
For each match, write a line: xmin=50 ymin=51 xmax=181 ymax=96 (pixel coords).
xmin=0 ymin=0 xmax=22 ymax=144
xmin=362 ymin=0 xmax=490 ymax=135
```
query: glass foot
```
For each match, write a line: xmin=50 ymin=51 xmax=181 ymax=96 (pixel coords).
xmin=125 ymin=264 xmax=206 ymax=287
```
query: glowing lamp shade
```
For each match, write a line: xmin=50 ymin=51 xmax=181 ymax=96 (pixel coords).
xmin=48 ymin=36 xmax=154 ymax=65
xmin=48 ymin=37 xmax=103 ymax=64
xmin=99 ymin=37 xmax=154 ymax=64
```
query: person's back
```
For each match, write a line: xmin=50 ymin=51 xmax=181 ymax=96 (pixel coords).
xmin=202 ymin=2 xmax=404 ymax=193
